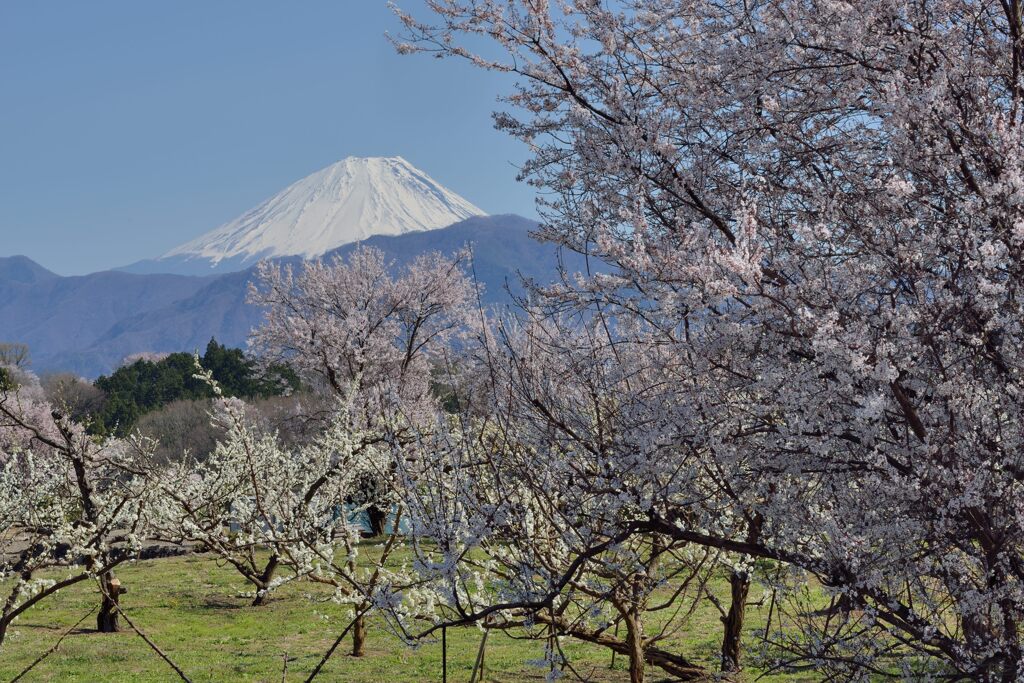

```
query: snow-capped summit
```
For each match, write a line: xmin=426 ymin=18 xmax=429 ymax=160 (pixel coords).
xmin=156 ymin=156 xmax=486 ymax=271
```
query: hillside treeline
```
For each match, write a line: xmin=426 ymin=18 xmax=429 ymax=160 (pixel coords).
xmin=2 ymin=339 xmax=302 ymax=462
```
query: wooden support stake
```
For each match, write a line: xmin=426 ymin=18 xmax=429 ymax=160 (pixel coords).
xmin=442 ymin=625 xmax=447 ymax=683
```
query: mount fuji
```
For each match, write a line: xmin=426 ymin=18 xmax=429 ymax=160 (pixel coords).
xmin=123 ymin=156 xmax=487 ymax=275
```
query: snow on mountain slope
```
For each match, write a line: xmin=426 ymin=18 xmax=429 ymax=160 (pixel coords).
xmin=161 ymin=156 xmax=485 ymax=268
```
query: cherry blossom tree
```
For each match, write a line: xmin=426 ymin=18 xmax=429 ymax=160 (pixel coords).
xmin=249 ymin=246 xmax=474 ymax=409
xmin=249 ymin=246 xmax=476 ymax=536
xmin=396 ymin=0 xmax=1024 ymax=679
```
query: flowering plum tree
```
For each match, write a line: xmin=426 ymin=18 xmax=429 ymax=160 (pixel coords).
xmin=162 ymin=250 xmax=477 ymax=657
xmin=152 ymin=387 xmax=329 ymax=607
xmin=393 ymin=313 xmax=770 ymax=682
xmin=159 ymin=381 xmax=420 ymax=657
xmin=0 ymin=371 xmax=153 ymax=643
xmin=397 ymin=0 xmax=1024 ymax=679
xmin=246 ymin=246 xmax=476 ymax=655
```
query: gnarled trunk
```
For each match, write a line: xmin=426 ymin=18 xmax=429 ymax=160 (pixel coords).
xmin=250 ymin=555 xmax=279 ymax=606
xmin=622 ymin=607 xmax=645 ymax=683
xmin=721 ymin=570 xmax=749 ymax=673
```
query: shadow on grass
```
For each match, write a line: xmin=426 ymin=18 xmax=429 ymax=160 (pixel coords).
xmin=198 ymin=596 xmax=250 ymax=610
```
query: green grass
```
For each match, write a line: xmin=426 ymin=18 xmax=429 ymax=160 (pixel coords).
xmin=0 ymin=552 xmax=818 ymax=682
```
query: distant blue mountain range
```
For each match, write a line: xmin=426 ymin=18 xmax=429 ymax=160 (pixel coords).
xmin=0 ymin=215 xmax=592 ymax=377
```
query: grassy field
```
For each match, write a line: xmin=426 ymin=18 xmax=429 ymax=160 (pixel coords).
xmin=0 ymin=550 xmax=818 ymax=682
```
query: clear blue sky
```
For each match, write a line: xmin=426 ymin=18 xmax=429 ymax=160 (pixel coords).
xmin=0 ymin=2 xmax=535 ymax=275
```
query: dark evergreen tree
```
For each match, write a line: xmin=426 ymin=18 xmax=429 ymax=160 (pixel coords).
xmin=91 ymin=339 xmax=299 ymax=436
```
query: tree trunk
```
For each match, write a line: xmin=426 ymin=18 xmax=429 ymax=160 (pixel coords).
xmin=351 ymin=614 xmax=367 ymax=657
xmin=623 ymin=609 xmax=645 ymax=683
xmin=97 ymin=572 xmax=123 ymax=633
xmin=366 ymin=505 xmax=387 ymax=537
xmin=721 ymin=570 xmax=749 ymax=673
xmin=1001 ymin=657 xmax=1019 ymax=683
xmin=998 ymin=625 xmax=1020 ymax=683
xmin=250 ymin=555 xmax=279 ymax=606
xmin=0 ymin=572 xmax=27 ymax=647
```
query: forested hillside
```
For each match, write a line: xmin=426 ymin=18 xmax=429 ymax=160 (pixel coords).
xmin=91 ymin=339 xmax=298 ymax=436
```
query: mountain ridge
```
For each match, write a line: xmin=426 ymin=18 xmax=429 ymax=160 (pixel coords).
xmin=1 ymin=215 xmax=593 ymax=378
xmin=0 ymin=255 xmax=59 ymax=285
